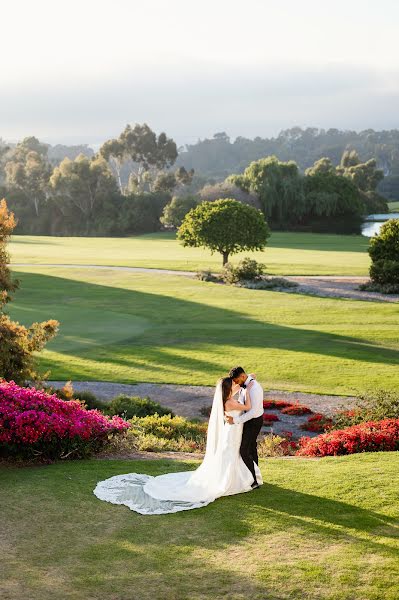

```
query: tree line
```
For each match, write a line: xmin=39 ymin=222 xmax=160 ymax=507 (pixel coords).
xmin=176 ymin=127 xmax=399 ymax=200
xmin=0 ymin=124 xmax=389 ymax=237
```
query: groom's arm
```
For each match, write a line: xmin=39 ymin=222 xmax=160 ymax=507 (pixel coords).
xmin=233 ymin=385 xmax=263 ymax=424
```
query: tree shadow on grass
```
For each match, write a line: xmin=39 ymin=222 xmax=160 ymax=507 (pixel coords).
xmin=8 ymin=270 xmax=399 ymax=387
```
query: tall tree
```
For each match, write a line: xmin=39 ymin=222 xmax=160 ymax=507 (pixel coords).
xmin=98 ymin=138 xmax=125 ymax=193
xmin=120 ymin=123 xmax=178 ymax=191
xmin=228 ymin=156 xmax=305 ymax=225
xmin=50 ymin=155 xmax=118 ymax=234
xmin=4 ymin=137 xmax=51 ymax=216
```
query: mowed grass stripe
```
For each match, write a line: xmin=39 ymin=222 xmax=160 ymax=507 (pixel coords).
xmin=8 ymin=267 xmax=399 ymax=395
xmin=9 ymin=231 xmax=371 ymax=275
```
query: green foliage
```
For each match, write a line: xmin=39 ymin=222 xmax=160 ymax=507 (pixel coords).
xmin=240 ymin=277 xmax=298 ymax=290
xmin=161 ymin=195 xmax=199 ymax=228
xmin=195 ymin=270 xmax=218 ymax=282
xmin=333 ymin=389 xmax=399 ymax=430
xmin=117 ymin=191 xmax=171 ymax=235
xmin=304 ymin=171 xmax=363 ymax=217
xmin=369 ymin=259 xmax=399 ymax=286
xmin=369 ymin=219 xmax=399 ymax=262
xmin=368 ymin=219 xmax=399 ymax=286
xmin=178 ymin=198 xmax=270 ymax=265
xmin=116 ymin=413 xmax=207 ymax=452
xmin=228 ymin=155 xmax=305 ymax=225
xmin=0 ymin=199 xmax=58 ymax=384
xmin=222 ymin=257 xmax=265 ymax=284
xmin=49 ymin=154 xmax=118 ymax=235
xmin=105 ymin=395 xmax=174 ymax=419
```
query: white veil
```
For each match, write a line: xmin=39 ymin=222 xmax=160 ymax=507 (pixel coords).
xmin=141 ymin=381 xmax=227 ymax=503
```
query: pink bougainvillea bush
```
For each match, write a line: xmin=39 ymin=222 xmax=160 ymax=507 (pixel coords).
xmin=0 ymin=379 xmax=130 ymax=461
xmin=296 ymin=418 xmax=399 ymax=457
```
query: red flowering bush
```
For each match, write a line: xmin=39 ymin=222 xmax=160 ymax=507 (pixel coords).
xmin=263 ymin=400 xmax=293 ymax=410
xmin=281 ymin=404 xmax=312 ymax=416
xmin=0 ymin=379 xmax=130 ymax=461
xmin=262 ymin=412 xmax=280 ymax=423
xmin=297 ymin=418 xmax=399 ymax=457
xmin=300 ymin=413 xmax=333 ymax=433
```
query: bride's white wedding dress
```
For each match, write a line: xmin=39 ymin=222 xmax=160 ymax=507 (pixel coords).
xmin=93 ymin=383 xmax=263 ymax=515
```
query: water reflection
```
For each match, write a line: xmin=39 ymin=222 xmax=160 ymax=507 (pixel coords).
xmin=361 ymin=213 xmax=399 ymax=237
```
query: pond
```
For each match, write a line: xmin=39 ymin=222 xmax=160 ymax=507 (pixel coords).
xmin=361 ymin=213 xmax=399 ymax=237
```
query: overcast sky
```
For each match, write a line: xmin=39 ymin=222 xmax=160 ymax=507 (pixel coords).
xmin=1 ymin=0 xmax=399 ymax=147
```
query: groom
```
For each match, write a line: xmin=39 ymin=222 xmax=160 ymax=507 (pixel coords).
xmin=225 ymin=366 xmax=264 ymax=489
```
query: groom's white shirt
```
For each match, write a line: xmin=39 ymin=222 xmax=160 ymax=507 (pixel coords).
xmin=233 ymin=376 xmax=264 ymax=424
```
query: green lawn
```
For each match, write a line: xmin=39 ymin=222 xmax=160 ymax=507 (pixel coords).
xmin=9 ymin=231 xmax=370 ymax=275
xmin=388 ymin=201 xmax=399 ymax=212
xmin=1 ymin=453 xmax=398 ymax=600
xmin=8 ymin=266 xmax=399 ymax=395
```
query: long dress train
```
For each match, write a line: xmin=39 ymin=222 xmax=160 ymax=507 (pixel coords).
xmin=93 ymin=384 xmax=263 ymax=515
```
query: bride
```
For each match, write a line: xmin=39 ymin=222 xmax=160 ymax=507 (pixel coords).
xmin=93 ymin=376 xmax=263 ymax=515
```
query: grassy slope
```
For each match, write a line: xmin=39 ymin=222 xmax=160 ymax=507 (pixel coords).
xmin=9 ymin=231 xmax=370 ymax=275
xmin=388 ymin=200 xmax=399 ymax=212
xmin=8 ymin=267 xmax=399 ymax=395
xmin=1 ymin=453 xmax=398 ymax=600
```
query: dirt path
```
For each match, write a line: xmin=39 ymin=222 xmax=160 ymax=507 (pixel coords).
xmin=12 ymin=263 xmax=398 ymax=302
xmin=48 ymin=380 xmax=357 ymax=441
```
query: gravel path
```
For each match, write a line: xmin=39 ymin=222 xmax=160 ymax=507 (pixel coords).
xmin=12 ymin=263 xmax=398 ymax=302
xmin=48 ymin=381 xmax=358 ymax=440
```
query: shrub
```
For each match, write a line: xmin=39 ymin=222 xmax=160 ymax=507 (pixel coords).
xmin=300 ymin=413 xmax=333 ymax=433
xmin=369 ymin=259 xmax=399 ymax=286
xmin=297 ymin=418 xmax=399 ymax=457
xmin=258 ymin=432 xmax=298 ymax=457
xmin=105 ymin=395 xmax=174 ymax=419
xmin=222 ymin=257 xmax=266 ymax=284
xmin=0 ymin=379 xmax=129 ymax=461
xmin=281 ymin=404 xmax=312 ymax=416
xmin=263 ymin=400 xmax=294 ymax=410
xmin=332 ymin=389 xmax=399 ymax=430
xmin=367 ymin=218 xmax=399 ymax=287
xmin=195 ymin=270 xmax=219 ymax=282
xmin=240 ymin=277 xmax=298 ymax=290
xmin=263 ymin=413 xmax=280 ymax=423
xmin=42 ymin=382 xmax=105 ymax=411
xmin=199 ymin=404 xmax=212 ymax=417
xmin=116 ymin=414 xmax=208 ymax=453
xmin=359 ymin=280 xmax=399 ymax=294
xmin=161 ymin=195 xmax=199 ymax=228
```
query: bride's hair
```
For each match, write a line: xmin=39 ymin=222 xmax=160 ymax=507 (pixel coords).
xmin=221 ymin=377 xmax=233 ymax=407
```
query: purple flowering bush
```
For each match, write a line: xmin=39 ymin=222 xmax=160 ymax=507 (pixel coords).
xmin=0 ymin=379 xmax=130 ymax=461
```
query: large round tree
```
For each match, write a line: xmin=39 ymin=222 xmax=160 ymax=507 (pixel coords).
xmin=177 ymin=198 xmax=270 ymax=266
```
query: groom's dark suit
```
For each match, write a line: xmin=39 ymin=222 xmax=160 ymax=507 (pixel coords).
xmin=234 ymin=377 xmax=264 ymax=485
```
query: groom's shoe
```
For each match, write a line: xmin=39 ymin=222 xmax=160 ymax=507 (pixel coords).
xmin=251 ymin=481 xmax=260 ymax=490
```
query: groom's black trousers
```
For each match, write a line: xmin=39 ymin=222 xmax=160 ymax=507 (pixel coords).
xmin=240 ymin=415 xmax=264 ymax=484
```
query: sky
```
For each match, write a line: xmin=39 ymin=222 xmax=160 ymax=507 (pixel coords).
xmin=1 ymin=0 xmax=399 ymax=148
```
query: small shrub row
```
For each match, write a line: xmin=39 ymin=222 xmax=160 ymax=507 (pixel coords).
xmin=300 ymin=413 xmax=333 ymax=433
xmin=115 ymin=414 xmax=208 ymax=454
xmin=297 ymin=418 xmax=399 ymax=456
xmin=263 ymin=413 xmax=280 ymax=423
